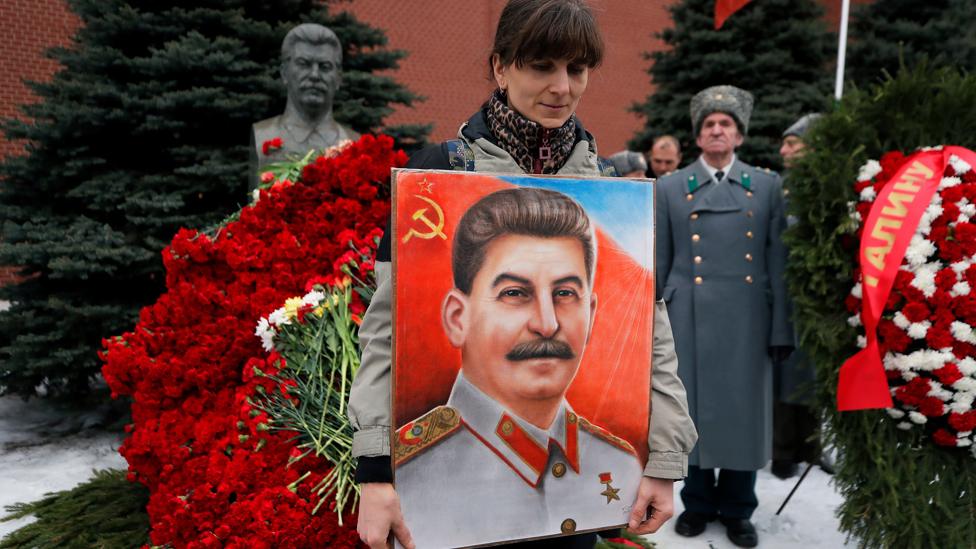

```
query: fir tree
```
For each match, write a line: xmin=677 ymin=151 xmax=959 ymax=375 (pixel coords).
xmin=786 ymin=63 xmax=976 ymax=548
xmin=846 ymin=0 xmax=976 ymax=88
xmin=0 ymin=0 xmax=426 ymax=400
xmin=630 ymin=0 xmax=833 ymax=170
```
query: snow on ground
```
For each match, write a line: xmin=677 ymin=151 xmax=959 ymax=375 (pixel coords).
xmin=0 ymin=390 xmax=850 ymax=547
xmin=643 ymin=465 xmax=851 ymax=549
xmin=0 ymin=395 xmax=126 ymax=538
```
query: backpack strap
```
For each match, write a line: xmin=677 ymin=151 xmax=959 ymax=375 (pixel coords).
xmin=445 ymin=139 xmax=476 ymax=171
xmin=597 ymin=156 xmax=618 ymax=177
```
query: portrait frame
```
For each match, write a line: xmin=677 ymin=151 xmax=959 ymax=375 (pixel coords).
xmin=390 ymin=169 xmax=656 ymax=548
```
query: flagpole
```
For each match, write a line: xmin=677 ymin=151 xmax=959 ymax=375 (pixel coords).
xmin=834 ymin=0 xmax=851 ymax=100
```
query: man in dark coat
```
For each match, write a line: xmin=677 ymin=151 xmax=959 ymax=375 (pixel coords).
xmin=655 ymin=85 xmax=793 ymax=548
xmin=772 ymin=114 xmax=823 ymax=479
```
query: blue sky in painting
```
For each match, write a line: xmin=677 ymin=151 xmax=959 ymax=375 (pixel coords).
xmin=499 ymin=176 xmax=654 ymax=270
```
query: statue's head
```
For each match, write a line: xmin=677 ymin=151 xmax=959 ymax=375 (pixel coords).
xmin=280 ymin=24 xmax=343 ymax=116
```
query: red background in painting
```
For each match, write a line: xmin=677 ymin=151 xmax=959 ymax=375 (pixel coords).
xmin=393 ymin=171 xmax=653 ymax=462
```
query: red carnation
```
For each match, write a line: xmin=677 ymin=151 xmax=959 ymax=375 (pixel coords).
xmin=926 ymin=322 xmax=955 ymax=350
xmin=933 ymin=363 xmax=964 ymax=386
xmin=948 ymin=411 xmax=976 ymax=432
xmin=261 ymin=137 xmax=284 ymax=156
xmin=894 ymin=377 xmax=931 ymax=406
xmin=901 ymin=301 xmax=931 ymax=323
xmin=879 ymin=150 xmax=908 ymax=179
xmin=932 ymin=428 xmax=958 ymax=447
xmin=918 ymin=396 xmax=946 ymax=418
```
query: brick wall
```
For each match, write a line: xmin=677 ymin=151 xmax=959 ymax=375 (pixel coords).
xmin=0 ymin=0 xmax=79 ymax=159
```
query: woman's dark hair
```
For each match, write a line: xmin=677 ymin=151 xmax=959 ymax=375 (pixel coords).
xmin=488 ymin=0 xmax=605 ymax=79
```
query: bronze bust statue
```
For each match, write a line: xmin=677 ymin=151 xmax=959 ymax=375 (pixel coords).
xmin=250 ymin=23 xmax=360 ymax=189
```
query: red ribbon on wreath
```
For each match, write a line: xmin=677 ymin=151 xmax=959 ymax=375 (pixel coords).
xmin=839 ymin=146 xmax=976 ymax=411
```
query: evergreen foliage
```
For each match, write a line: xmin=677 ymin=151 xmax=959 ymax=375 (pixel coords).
xmin=630 ymin=0 xmax=833 ymax=170
xmin=785 ymin=63 xmax=976 ymax=548
xmin=0 ymin=469 xmax=149 ymax=548
xmin=846 ymin=0 xmax=976 ymax=88
xmin=0 ymin=0 xmax=426 ymax=399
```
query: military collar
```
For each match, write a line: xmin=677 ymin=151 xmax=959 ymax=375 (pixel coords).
xmin=280 ymin=104 xmax=340 ymax=145
xmin=687 ymin=157 xmax=752 ymax=194
xmin=448 ymin=372 xmax=581 ymax=487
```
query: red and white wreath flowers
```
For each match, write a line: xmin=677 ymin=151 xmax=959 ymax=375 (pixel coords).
xmin=846 ymin=148 xmax=976 ymax=455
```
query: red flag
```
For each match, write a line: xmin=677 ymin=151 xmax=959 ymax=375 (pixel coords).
xmin=715 ymin=0 xmax=752 ymax=29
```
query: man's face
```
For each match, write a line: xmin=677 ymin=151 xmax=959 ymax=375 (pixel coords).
xmin=696 ymin=112 xmax=743 ymax=157
xmin=779 ymin=135 xmax=806 ymax=168
xmin=442 ymin=235 xmax=597 ymax=413
xmin=649 ymin=143 xmax=681 ymax=177
xmin=281 ymin=41 xmax=341 ymax=113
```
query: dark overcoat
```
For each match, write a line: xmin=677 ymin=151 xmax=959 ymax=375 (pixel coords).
xmin=656 ymin=157 xmax=792 ymax=470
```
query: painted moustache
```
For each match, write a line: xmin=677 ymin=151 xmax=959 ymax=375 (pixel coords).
xmin=506 ymin=339 xmax=575 ymax=361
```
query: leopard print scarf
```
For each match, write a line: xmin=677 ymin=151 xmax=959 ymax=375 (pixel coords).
xmin=485 ymin=89 xmax=577 ymax=174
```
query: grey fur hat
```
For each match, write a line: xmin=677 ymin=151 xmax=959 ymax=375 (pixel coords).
xmin=690 ymin=85 xmax=754 ymax=135
xmin=782 ymin=113 xmax=823 ymax=138
xmin=609 ymin=150 xmax=647 ymax=176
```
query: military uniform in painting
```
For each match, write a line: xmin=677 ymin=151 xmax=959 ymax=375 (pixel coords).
xmin=394 ymin=373 xmax=642 ymax=549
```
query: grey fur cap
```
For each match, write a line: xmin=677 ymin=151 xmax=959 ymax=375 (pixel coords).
xmin=691 ymin=85 xmax=754 ymax=135
xmin=609 ymin=150 xmax=647 ymax=175
xmin=782 ymin=113 xmax=823 ymax=138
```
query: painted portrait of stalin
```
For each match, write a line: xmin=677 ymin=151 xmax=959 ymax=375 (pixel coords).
xmin=394 ymin=187 xmax=643 ymax=548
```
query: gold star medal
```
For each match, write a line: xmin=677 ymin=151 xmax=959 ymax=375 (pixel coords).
xmin=599 ymin=472 xmax=620 ymax=504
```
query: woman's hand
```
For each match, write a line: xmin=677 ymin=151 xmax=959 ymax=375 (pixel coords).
xmin=627 ymin=476 xmax=676 ymax=534
xmin=357 ymin=482 xmax=415 ymax=549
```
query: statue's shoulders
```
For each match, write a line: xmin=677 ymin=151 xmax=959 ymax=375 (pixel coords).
xmin=253 ymin=115 xmax=284 ymax=133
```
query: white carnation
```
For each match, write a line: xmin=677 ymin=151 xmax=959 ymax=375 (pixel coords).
xmin=909 ymin=411 xmax=928 ymax=424
xmin=949 ymin=154 xmax=973 ymax=175
xmin=268 ymin=308 xmax=289 ymax=326
xmin=851 ymin=282 xmax=863 ymax=299
xmin=958 ymin=357 xmax=976 ymax=376
xmin=860 ymin=186 xmax=877 ymax=201
xmin=302 ymin=290 xmax=325 ymax=306
xmin=952 ymin=260 xmax=972 ymax=274
xmin=959 ymin=439 xmax=972 ymax=448
xmin=951 ymin=321 xmax=976 ymax=343
xmin=847 ymin=314 xmax=862 ymax=327
xmin=953 ymin=377 xmax=976 ymax=393
xmin=254 ymin=317 xmax=275 ymax=352
xmin=905 ymin=235 xmax=937 ymax=266
xmin=858 ymin=159 xmax=883 ymax=181
xmin=953 ymin=390 xmax=975 ymax=408
xmin=938 ymin=176 xmax=961 ymax=190
xmin=887 ymin=408 xmax=906 ymax=419
xmin=856 ymin=335 xmax=867 ymax=349
xmin=907 ymin=321 xmax=931 ymax=339
xmin=952 ymin=281 xmax=972 ymax=297
xmin=911 ymin=264 xmax=939 ymax=297
xmin=897 ymin=422 xmax=913 ymax=430
xmin=893 ymin=311 xmax=910 ymax=329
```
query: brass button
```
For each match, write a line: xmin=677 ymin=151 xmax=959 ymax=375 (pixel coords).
xmin=746 ymin=231 xmax=754 ymax=239
xmin=745 ymin=253 xmax=753 ymax=262
xmin=500 ymin=420 xmax=514 ymax=435
xmin=746 ymin=210 xmax=754 ymax=217
xmin=552 ymin=462 xmax=567 ymax=478
xmin=695 ymin=276 xmax=703 ymax=285
xmin=747 ymin=191 xmax=754 ymax=198
xmin=690 ymin=213 xmax=699 ymax=220
xmin=692 ymin=234 xmax=701 ymax=242
xmin=686 ymin=193 xmax=694 ymax=201
xmin=694 ymin=256 xmax=702 ymax=264
xmin=561 ymin=519 xmax=577 ymax=534
xmin=567 ymin=412 xmax=577 ymax=424
xmin=745 ymin=275 xmax=753 ymax=284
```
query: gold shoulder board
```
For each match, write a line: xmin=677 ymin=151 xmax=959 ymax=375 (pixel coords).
xmin=394 ymin=405 xmax=462 ymax=466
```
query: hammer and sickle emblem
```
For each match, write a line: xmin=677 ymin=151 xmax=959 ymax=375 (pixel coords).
xmin=402 ymin=194 xmax=448 ymax=243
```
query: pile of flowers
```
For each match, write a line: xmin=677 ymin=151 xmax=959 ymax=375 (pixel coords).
xmin=846 ymin=149 xmax=976 ymax=453
xmin=101 ymin=134 xmax=405 ymax=546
